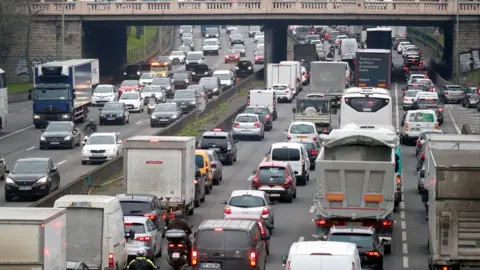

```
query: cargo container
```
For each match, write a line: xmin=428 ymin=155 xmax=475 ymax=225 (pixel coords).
xmin=355 ymin=49 xmax=391 ymax=89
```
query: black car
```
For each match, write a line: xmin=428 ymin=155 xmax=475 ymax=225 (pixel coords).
xmin=185 ymin=52 xmax=205 ymax=70
xmin=123 ymin=64 xmax=141 ymax=80
xmin=194 ymin=166 xmax=206 ymax=207
xmin=248 ymin=26 xmax=261 ymax=38
xmin=151 ymin=77 xmax=174 ymax=98
xmin=150 ymin=103 xmax=183 ymax=127
xmin=4 ymin=157 xmax=61 ymax=201
xmin=171 ymin=71 xmax=192 ymax=90
xmin=205 ymin=28 xmax=220 ymax=39
xmin=190 ymin=64 xmax=212 ymax=81
xmin=404 ymin=54 xmax=422 ymax=68
xmin=326 ymin=226 xmax=385 ymax=268
xmin=235 ymin=60 xmax=254 ymax=77
xmin=117 ymin=193 xmax=166 ymax=231
xmin=198 ymin=130 xmax=238 ymax=165
xmin=230 ymin=33 xmax=245 ymax=46
xmin=199 ymin=77 xmax=222 ymax=98
xmin=40 ymin=121 xmax=81 ymax=149
xmin=99 ymin=102 xmax=130 ymax=125
xmin=244 ymin=105 xmax=272 ymax=131
xmin=172 ymin=89 xmax=196 ymax=113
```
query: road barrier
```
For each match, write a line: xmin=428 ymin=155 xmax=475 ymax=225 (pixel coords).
xmin=30 ymin=67 xmax=264 ymax=207
xmin=461 ymin=124 xmax=474 ymax=135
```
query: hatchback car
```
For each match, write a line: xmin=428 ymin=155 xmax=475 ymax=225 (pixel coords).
xmin=171 ymin=71 xmax=192 ymax=90
xmin=119 ymin=91 xmax=144 ymax=112
xmin=254 ymin=51 xmax=264 ymax=64
xmin=462 ymin=87 xmax=479 ymax=108
xmin=197 ymin=130 xmax=238 ymax=165
xmin=251 ymin=161 xmax=297 ymax=203
xmin=139 ymin=72 xmax=157 ymax=86
xmin=182 ymin=37 xmax=195 ymax=51
xmin=124 ymin=216 xmax=163 ymax=261
xmin=92 ymin=84 xmax=117 ymax=107
xmin=185 ymin=52 xmax=205 ymax=70
xmin=169 ymin=51 xmax=186 ymax=64
xmin=222 ymin=190 xmax=275 ymax=232
xmin=232 ymin=44 xmax=246 ymax=57
xmin=150 ymin=103 xmax=182 ymax=127
xmin=117 ymin=193 xmax=165 ymax=230
xmin=230 ymin=33 xmax=245 ymax=46
xmin=199 ymin=77 xmax=222 ymax=98
xmin=190 ymin=64 xmax=212 ymax=81
xmin=119 ymin=80 xmax=141 ymax=96
xmin=285 ymin=121 xmax=319 ymax=143
xmin=205 ymin=149 xmax=223 ymax=185
xmin=244 ymin=105 xmax=273 ymax=131
xmin=232 ymin=113 xmax=264 ymax=141
xmin=99 ymin=102 xmax=129 ymax=125
xmin=224 ymin=49 xmax=241 ymax=63
xmin=289 ymin=138 xmax=318 ymax=170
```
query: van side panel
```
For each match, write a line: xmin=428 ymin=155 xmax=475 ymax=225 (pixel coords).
xmin=289 ymin=254 xmax=321 ymax=269
xmin=0 ymin=224 xmax=41 ymax=264
xmin=109 ymin=205 xmax=128 ymax=269
xmin=44 ymin=214 xmax=67 ymax=270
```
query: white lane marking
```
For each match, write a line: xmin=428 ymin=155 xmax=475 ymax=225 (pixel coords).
xmin=309 ymin=205 xmax=315 ymax=214
xmin=0 ymin=125 xmax=34 ymax=140
xmin=402 ymin=243 xmax=408 ymax=254
xmin=400 ymin=210 xmax=405 ymax=219
xmin=401 ymin=220 xmax=406 ymax=230
xmin=298 ymin=236 xmax=304 ymax=242
xmin=446 ymin=104 xmax=461 ymax=134
xmin=21 ymin=109 xmax=27 ymax=112
xmin=400 ymin=201 xmax=405 ymax=210
xmin=402 ymin=231 xmax=407 ymax=241
xmin=26 ymin=146 xmax=35 ymax=151
xmin=8 ymin=113 xmax=15 ymax=116
xmin=136 ymin=121 xmax=142 ymax=125
xmin=395 ymin=83 xmax=400 ymax=132
xmin=57 ymin=160 xmax=67 ymax=165
xmin=403 ymin=256 xmax=409 ymax=268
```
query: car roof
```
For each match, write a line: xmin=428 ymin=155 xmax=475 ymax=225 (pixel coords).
xmin=289 ymin=241 xmax=357 ymax=255
xmin=224 ymin=214 xmax=262 ymax=221
xmin=237 ymin=113 xmax=258 ymax=118
xmin=213 ymin=70 xmax=231 ymax=74
xmin=202 ymin=131 xmax=229 ymax=137
xmin=89 ymin=132 xmax=116 ymax=137
xmin=16 ymin=157 xmax=49 ymax=162
xmin=271 ymin=142 xmax=304 ymax=149
xmin=407 ymin=109 xmax=436 ymax=115
xmin=117 ymin=194 xmax=155 ymax=202
xmin=246 ymin=105 xmax=268 ymax=109
xmin=289 ymin=138 xmax=315 ymax=144
xmin=290 ymin=121 xmax=315 ymax=126
xmin=230 ymin=190 xmax=266 ymax=198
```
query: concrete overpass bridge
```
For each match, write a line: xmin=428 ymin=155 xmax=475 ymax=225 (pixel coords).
xmin=4 ymin=0 xmax=480 ymax=78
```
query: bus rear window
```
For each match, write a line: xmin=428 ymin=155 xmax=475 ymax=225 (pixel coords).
xmin=344 ymin=97 xmax=390 ymax=112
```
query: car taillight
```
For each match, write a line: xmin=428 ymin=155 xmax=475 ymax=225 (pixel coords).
xmin=191 ymin=250 xmax=198 ymax=266
xmin=143 ymin=212 xmax=156 ymax=220
xmin=418 ymin=50 xmax=421 ymax=54
xmin=261 ymin=207 xmax=270 ymax=215
xmin=284 ymin=90 xmax=290 ymax=94
xmin=420 ymin=60 xmax=423 ymax=66
xmin=438 ymin=107 xmax=443 ymax=112
xmin=224 ymin=206 xmax=232 ymax=214
xmin=265 ymin=114 xmax=271 ymax=120
xmin=273 ymin=98 xmax=276 ymax=105
xmin=421 ymin=153 xmax=425 ymax=160
xmin=403 ymin=66 xmax=409 ymax=70
xmin=235 ymin=55 xmax=239 ymax=59
xmin=135 ymin=236 xmax=152 ymax=242
xmin=313 ymin=136 xmax=317 ymax=141
xmin=404 ymin=97 xmax=408 ymax=101
xmin=247 ymin=98 xmax=250 ymax=105
xmin=430 ymin=88 xmax=434 ymax=92
xmin=108 ymin=253 xmax=114 ymax=268
xmin=311 ymin=149 xmax=317 ymax=156
xmin=211 ymin=161 xmax=216 ymax=166
xmin=252 ymin=176 xmax=260 ymax=187
xmin=382 ymin=220 xmax=394 ymax=227
xmin=255 ymin=56 xmax=259 ymax=60
xmin=194 ymin=179 xmax=198 ymax=184
xmin=249 ymin=252 xmax=256 ymax=267
xmin=315 ymin=219 xmax=327 ymax=226
xmin=404 ymin=123 xmax=409 ymax=132
xmin=254 ymin=122 xmax=261 ymax=128
xmin=233 ymin=122 xmax=240 ymax=127
xmin=365 ymin=251 xmax=381 ymax=257
xmin=434 ymin=123 xmax=439 ymax=130
xmin=417 ymin=140 xmax=422 ymax=147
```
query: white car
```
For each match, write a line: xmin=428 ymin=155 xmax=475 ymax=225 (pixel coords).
xmin=397 ymin=41 xmax=411 ymax=53
xmin=92 ymin=84 xmax=117 ymax=107
xmin=81 ymin=132 xmax=123 ymax=165
xmin=226 ymin=25 xmax=238 ymax=33
xmin=119 ymin=91 xmax=144 ymax=112
xmin=202 ymin=38 xmax=221 ymax=56
xmin=254 ymin=33 xmax=264 ymax=43
xmin=271 ymin=84 xmax=293 ymax=102
xmin=285 ymin=121 xmax=319 ymax=143
xmin=169 ymin=51 xmax=186 ymax=64
xmin=403 ymin=89 xmax=422 ymax=110
xmin=407 ymin=74 xmax=428 ymax=84
xmin=222 ymin=190 xmax=275 ymax=232
xmin=139 ymin=73 xmax=156 ymax=86
xmin=213 ymin=70 xmax=235 ymax=89
xmin=402 ymin=45 xmax=416 ymax=57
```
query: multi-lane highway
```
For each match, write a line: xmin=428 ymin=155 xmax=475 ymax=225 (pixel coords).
xmin=0 ymin=25 xmax=259 ymax=206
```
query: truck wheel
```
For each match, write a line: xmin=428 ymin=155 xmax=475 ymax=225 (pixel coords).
xmin=194 ymin=198 xmax=200 ymax=207
xmin=187 ymin=206 xmax=194 ymax=216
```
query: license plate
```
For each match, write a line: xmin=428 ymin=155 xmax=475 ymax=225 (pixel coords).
xmin=242 ymin=130 xmax=252 ymax=132
xmin=107 ymin=118 xmax=115 ymax=120
xmin=297 ymin=136 xmax=307 ymax=139
xmin=346 ymin=222 xmax=362 ymax=226
xmin=160 ymin=119 xmax=169 ymax=121
xmin=92 ymin=154 xmax=103 ymax=157
xmin=200 ymin=263 xmax=221 ymax=269
xmin=269 ymin=194 xmax=281 ymax=198
xmin=19 ymin=186 xmax=32 ymax=190
xmin=172 ymin=252 xmax=180 ymax=259
xmin=212 ymin=148 xmax=220 ymax=151
xmin=50 ymin=142 xmax=60 ymax=145
xmin=180 ymin=105 xmax=187 ymax=108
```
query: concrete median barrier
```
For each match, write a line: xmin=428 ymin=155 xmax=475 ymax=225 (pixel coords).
xmin=30 ymin=67 xmax=264 ymax=207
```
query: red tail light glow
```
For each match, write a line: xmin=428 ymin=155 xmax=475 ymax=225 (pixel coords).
xmin=249 ymin=252 xmax=256 ymax=267
xmin=108 ymin=253 xmax=114 ymax=268
xmin=417 ymin=140 xmax=422 ymax=147
xmin=438 ymin=107 xmax=443 ymax=112
xmin=261 ymin=207 xmax=270 ymax=215
xmin=194 ymin=179 xmax=198 ymax=184
xmin=382 ymin=220 xmax=394 ymax=227
xmin=445 ymin=91 xmax=449 ymax=96
xmin=315 ymin=219 xmax=327 ymax=226
xmin=135 ymin=236 xmax=152 ymax=242
xmin=233 ymin=122 xmax=240 ymax=127
xmin=192 ymin=250 xmax=198 ymax=266
xmin=311 ymin=149 xmax=317 ymax=156
xmin=143 ymin=212 xmax=156 ymax=220
xmin=224 ymin=206 xmax=232 ymax=215
xmin=287 ymin=135 xmax=291 ymax=140
xmin=404 ymin=97 xmax=409 ymax=101
xmin=265 ymin=114 xmax=271 ymax=120
xmin=254 ymin=122 xmax=261 ymax=128
xmin=421 ymin=153 xmax=425 ymax=160
xmin=365 ymin=251 xmax=381 ymax=257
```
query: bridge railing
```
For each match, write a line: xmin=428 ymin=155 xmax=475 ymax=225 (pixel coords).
xmin=11 ymin=0 xmax=480 ymax=16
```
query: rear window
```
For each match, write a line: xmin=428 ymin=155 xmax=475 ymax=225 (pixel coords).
xmin=406 ymin=91 xmax=420 ymax=97
xmin=236 ymin=115 xmax=257 ymax=122
xmin=195 ymin=155 xmax=204 ymax=168
xmin=328 ymin=233 xmax=374 ymax=249
xmin=408 ymin=112 xmax=435 ymax=122
xmin=271 ymin=148 xmax=300 ymax=161
xmin=229 ymin=195 xmax=266 ymax=207
xmin=258 ymin=166 xmax=286 ymax=184
xmin=289 ymin=124 xmax=315 ymax=134
xmin=272 ymin=85 xmax=288 ymax=90
xmin=297 ymin=26 xmax=309 ymax=33
xmin=197 ymin=231 xmax=250 ymax=249
xmin=124 ymin=223 xmax=146 ymax=234
xmin=120 ymin=201 xmax=152 ymax=215
xmin=445 ymin=86 xmax=462 ymax=91
xmin=200 ymin=136 xmax=228 ymax=148
xmin=417 ymin=98 xmax=438 ymax=106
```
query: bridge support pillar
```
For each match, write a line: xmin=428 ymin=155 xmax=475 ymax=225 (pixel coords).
xmin=263 ymin=24 xmax=288 ymax=70
xmin=442 ymin=23 xmax=453 ymax=78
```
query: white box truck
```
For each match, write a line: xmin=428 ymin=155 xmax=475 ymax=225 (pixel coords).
xmin=123 ymin=136 xmax=196 ymax=217
xmin=310 ymin=61 xmax=346 ymax=107
xmin=267 ymin=63 xmax=300 ymax=95
xmin=0 ymin=207 xmax=67 ymax=270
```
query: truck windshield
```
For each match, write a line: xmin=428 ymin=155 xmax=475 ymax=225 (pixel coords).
xmin=34 ymin=88 xmax=69 ymax=100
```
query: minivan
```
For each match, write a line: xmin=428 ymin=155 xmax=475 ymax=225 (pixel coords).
xmin=267 ymin=142 xmax=310 ymax=185
xmin=193 ymin=219 xmax=269 ymax=270
xmin=54 ymin=195 xmax=128 ymax=270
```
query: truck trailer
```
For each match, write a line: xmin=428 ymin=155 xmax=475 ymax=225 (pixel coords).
xmin=355 ymin=49 xmax=391 ymax=90
xmin=293 ymin=44 xmax=319 ymax=71
xmin=123 ymin=136 xmax=196 ymax=218
xmin=30 ymin=59 xmax=98 ymax=128
xmin=310 ymin=61 xmax=346 ymax=107
xmin=426 ymin=149 xmax=480 ymax=270
xmin=313 ymin=127 xmax=397 ymax=254
xmin=366 ymin=27 xmax=392 ymax=50
xmin=0 ymin=207 xmax=67 ymax=270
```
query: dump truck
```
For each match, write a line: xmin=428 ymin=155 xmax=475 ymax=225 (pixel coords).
xmin=292 ymin=98 xmax=332 ymax=133
xmin=425 ymin=149 xmax=480 ymax=270
xmin=0 ymin=207 xmax=67 ymax=270
xmin=310 ymin=61 xmax=346 ymax=107
xmin=313 ymin=127 xmax=397 ymax=254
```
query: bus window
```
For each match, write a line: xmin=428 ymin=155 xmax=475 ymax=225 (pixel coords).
xmin=344 ymin=97 xmax=390 ymax=112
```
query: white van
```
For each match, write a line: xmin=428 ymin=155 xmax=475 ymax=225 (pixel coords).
xmin=54 ymin=195 xmax=128 ymax=270
xmin=267 ymin=142 xmax=310 ymax=185
xmin=340 ymin=38 xmax=358 ymax=60
xmin=280 ymin=61 xmax=303 ymax=93
xmin=281 ymin=241 xmax=361 ymax=270
xmin=248 ymin=89 xmax=277 ymax=120
xmin=400 ymin=109 xmax=439 ymax=145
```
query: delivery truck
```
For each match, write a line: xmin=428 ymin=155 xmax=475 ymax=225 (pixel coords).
xmin=310 ymin=61 xmax=346 ymax=107
xmin=293 ymin=44 xmax=319 ymax=71
xmin=425 ymin=149 xmax=480 ymax=270
xmin=123 ymin=136 xmax=196 ymax=218
xmin=0 ymin=207 xmax=67 ymax=270
xmin=355 ymin=49 xmax=391 ymax=90
xmin=313 ymin=127 xmax=397 ymax=254
xmin=366 ymin=27 xmax=392 ymax=50
xmin=267 ymin=63 xmax=300 ymax=95
xmin=30 ymin=59 xmax=98 ymax=128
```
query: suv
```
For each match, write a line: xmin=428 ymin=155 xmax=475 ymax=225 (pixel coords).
xmin=116 ymin=194 xmax=165 ymax=231
xmin=325 ymin=226 xmax=385 ymax=267
xmin=251 ymin=161 xmax=297 ymax=203
xmin=193 ymin=219 xmax=269 ymax=270
xmin=198 ymin=129 xmax=238 ymax=165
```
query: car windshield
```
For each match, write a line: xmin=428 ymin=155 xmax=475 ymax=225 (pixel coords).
xmin=204 ymin=40 xmax=217 ymax=46
xmin=199 ymin=78 xmax=217 ymax=86
xmin=206 ymin=28 xmax=219 ymax=34
xmin=271 ymin=148 xmax=300 ymax=161
xmin=143 ymin=86 xmax=163 ymax=93
xmin=12 ymin=160 xmax=47 ymax=174
xmin=289 ymin=124 xmax=315 ymax=134
xmin=214 ymin=73 xmax=231 ymax=81
xmin=236 ymin=115 xmax=257 ymax=122
xmin=94 ymin=86 xmax=113 ymax=93
xmin=445 ymin=86 xmax=462 ymax=91
xmin=187 ymin=53 xmax=202 ymax=60
xmin=155 ymin=104 xmax=177 ymax=112
xmin=200 ymin=136 xmax=228 ymax=148
xmin=406 ymin=90 xmax=420 ymax=97
xmin=173 ymin=73 xmax=188 ymax=79
xmin=408 ymin=111 xmax=435 ymax=122
xmin=180 ymin=25 xmax=192 ymax=31
xmin=417 ymin=98 xmax=438 ymax=106
xmin=229 ymin=195 xmax=266 ymax=208
xmin=120 ymin=201 xmax=152 ymax=215
xmin=120 ymin=93 xmax=138 ymax=100
xmin=407 ymin=85 xmax=425 ymax=91
xmin=195 ymin=154 xmax=204 ymax=168
xmin=103 ymin=103 xmax=123 ymax=110
xmin=232 ymin=34 xmax=243 ymax=39
xmin=122 ymin=80 xmax=137 ymax=86
xmin=87 ymin=135 xmax=115 ymax=145
xmin=171 ymin=51 xmax=184 ymax=56
xmin=258 ymin=166 xmax=286 ymax=184
xmin=272 ymin=85 xmax=288 ymax=90
xmin=183 ymin=38 xmax=193 ymax=44
xmin=152 ymin=78 xmax=170 ymax=85
xmin=124 ymin=223 xmax=146 ymax=234
xmin=182 ymin=33 xmax=193 ymax=38
xmin=46 ymin=122 xmax=72 ymax=132
xmin=328 ymin=233 xmax=374 ymax=249
xmin=174 ymin=90 xmax=195 ymax=99
xmin=34 ymin=88 xmax=69 ymax=101
xmin=420 ymin=130 xmax=443 ymax=140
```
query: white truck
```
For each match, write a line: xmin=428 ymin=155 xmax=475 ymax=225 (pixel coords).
xmin=0 ymin=68 xmax=7 ymax=131
xmin=0 ymin=207 xmax=67 ymax=270
xmin=266 ymin=63 xmax=301 ymax=95
xmin=425 ymin=148 xmax=480 ymax=270
xmin=310 ymin=61 xmax=346 ymax=107
xmin=123 ymin=136 xmax=196 ymax=217
xmin=313 ymin=127 xmax=397 ymax=254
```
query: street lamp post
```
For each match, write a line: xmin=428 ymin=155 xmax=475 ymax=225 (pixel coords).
xmin=455 ymin=0 xmax=460 ymax=83
xmin=143 ymin=26 xmax=147 ymax=59
xmin=61 ymin=2 xmax=65 ymax=60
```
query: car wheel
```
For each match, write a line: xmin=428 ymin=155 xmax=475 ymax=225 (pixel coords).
xmin=122 ymin=118 xmax=126 ymax=125
xmin=205 ymin=185 xmax=210 ymax=195
xmin=293 ymin=188 xmax=297 ymax=199
xmin=285 ymin=192 xmax=293 ymax=203
xmin=126 ymin=116 xmax=130 ymax=124
xmin=69 ymin=141 xmax=75 ymax=149
xmin=82 ymin=161 xmax=87 ymax=165
xmin=5 ymin=192 xmax=13 ymax=202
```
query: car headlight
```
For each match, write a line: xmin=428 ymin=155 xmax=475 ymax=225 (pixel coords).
xmin=166 ymin=86 xmax=171 ymax=90
xmin=62 ymin=114 xmax=70 ymax=119
xmin=171 ymin=115 xmax=178 ymax=119
xmin=186 ymin=61 xmax=189 ymax=64
xmin=192 ymin=72 xmax=196 ymax=75
xmin=213 ymin=88 xmax=218 ymax=92
xmin=107 ymin=148 xmax=116 ymax=153
xmin=123 ymin=72 xmax=127 ymax=75
xmin=82 ymin=148 xmax=89 ymax=154
xmin=36 ymin=176 xmax=48 ymax=184
xmin=64 ymin=136 xmax=71 ymax=140
xmin=204 ymin=71 xmax=208 ymax=74
xmin=6 ymin=178 xmax=14 ymax=184
xmin=151 ymin=115 xmax=156 ymax=119
xmin=40 ymin=136 xmax=46 ymax=141
xmin=235 ymin=67 xmax=239 ymax=70
xmin=185 ymin=80 xmax=189 ymax=83
xmin=190 ymin=101 xmax=196 ymax=105
xmin=33 ymin=115 xmax=40 ymax=119
xmin=248 ymin=67 xmax=252 ymax=70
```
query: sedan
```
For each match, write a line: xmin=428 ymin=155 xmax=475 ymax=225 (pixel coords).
xmin=92 ymin=84 xmax=117 ymax=107
xmin=40 ymin=121 xmax=81 ymax=149
xmin=230 ymin=34 xmax=245 ymax=46
xmin=99 ymin=102 xmax=129 ymax=125
xmin=151 ymin=77 xmax=174 ymax=98
xmin=169 ymin=51 xmax=186 ymax=64
xmin=119 ymin=91 xmax=144 ymax=112
xmin=150 ymin=103 xmax=182 ymax=127
xmin=81 ymin=132 xmax=123 ymax=164
xmin=232 ymin=113 xmax=264 ymax=141
xmin=232 ymin=44 xmax=246 ymax=57
xmin=124 ymin=216 xmax=163 ymax=261
xmin=171 ymin=71 xmax=191 ymax=90
xmin=182 ymin=37 xmax=195 ymax=51
xmin=224 ymin=49 xmax=241 ymax=63
xmin=4 ymin=157 xmax=61 ymax=201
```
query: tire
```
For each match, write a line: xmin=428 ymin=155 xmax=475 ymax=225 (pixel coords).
xmin=212 ymin=177 xmax=220 ymax=185
xmin=384 ymin=245 xmax=391 ymax=254
xmin=82 ymin=161 xmax=87 ymax=165
xmin=293 ymin=188 xmax=297 ymax=199
xmin=0 ymin=172 xmax=4 ymax=180
xmin=122 ymin=118 xmax=126 ymax=125
xmin=205 ymin=185 xmax=210 ymax=195
xmin=462 ymin=101 xmax=466 ymax=107
xmin=69 ymin=141 xmax=75 ymax=149
xmin=194 ymin=198 xmax=200 ymax=207
xmin=285 ymin=193 xmax=293 ymax=203
xmin=200 ymin=193 xmax=205 ymax=202
xmin=5 ymin=192 xmax=13 ymax=201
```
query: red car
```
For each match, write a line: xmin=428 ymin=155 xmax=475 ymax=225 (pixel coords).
xmin=251 ymin=161 xmax=297 ymax=203
xmin=119 ymin=80 xmax=141 ymax=96
xmin=254 ymin=51 xmax=264 ymax=64
xmin=224 ymin=49 xmax=241 ymax=63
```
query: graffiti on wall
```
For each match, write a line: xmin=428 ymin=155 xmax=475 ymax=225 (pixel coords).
xmin=13 ymin=55 xmax=71 ymax=79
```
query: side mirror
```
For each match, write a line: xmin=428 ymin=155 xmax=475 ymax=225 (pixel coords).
xmin=292 ymin=108 xmax=296 ymax=113
xmin=421 ymin=189 xmax=429 ymax=202
xmin=72 ymin=93 xmax=76 ymax=99
xmin=220 ymin=200 xmax=227 ymax=204
xmin=281 ymin=255 xmax=288 ymax=266
xmin=98 ymin=107 xmax=103 ymax=111
xmin=252 ymin=169 xmax=257 ymax=174
xmin=419 ymin=169 xmax=425 ymax=178
xmin=211 ymin=163 xmax=217 ymax=168
xmin=294 ymin=171 xmax=299 ymax=174
xmin=50 ymin=168 xmax=57 ymax=173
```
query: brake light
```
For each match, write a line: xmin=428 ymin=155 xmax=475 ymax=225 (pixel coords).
xmin=168 ymin=244 xmax=175 ymax=248
xmin=273 ymin=98 xmax=276 ymax=105
xmin=404 ymin=123 xmax=409 ymax=132
xmin=365 ymin=251 xmax=381 ymax=257
xmin=283 ymin=177 xmax=292 ymax=188
xmin=135 ymin=236 xmax=152 ymax=242
xmin=418 ymin=50 xmax=421 ymax=54
xmin=143 ymin=212 xmax=156 ymax=220
xmin=249 ymin=252 xmax=256 ymax=267
xmin=108 ymin=253 xmax=114 ymax=268
xmin=265 ymin=114 xmax=271 ymax=120
xmin=438 ymin=107 xmax=443 ymax=112
xmin=252 ymin=176 xmax=260 ymax=188
xmin=382 ymin=220 xmax=394 ymax=227
xmin=434 ymin=123 xmax=439 ymax=130
xmin=233 ymin=122 xmax=240 ymax=127
xmin=194 ymin=179 xmax=198 ymax=184
xmin=404 ymin=97 xmax=408 ymax=101
xmin=257 ymin=221 xmax=266 ymax=236
xmin=403 ymin=66 xmax=409 ymax=70
xmin=235 ymin=55 xmax=239 ymax=59
xmin=247 ymin=98 xmax=250 ymax=105
xmin=430 ymin=88 xmax=434 ymax=92
xmin=191 ymin=250 xmax=198 ymax=266
xmin=287 ymin=135 xmax=291 ymax=140
xmin=211 ymin=161 xmax=216 ymax=166
xmin=445 ymin=91 xmax=448 ymax=96
xmin=224 ymin=206 xmax=232 ymax=215
xmin=254 ymin=122 xmax=261 ymax=128
xmin=417 ymin=140 xmax=422 ymax=147
xmin=315 ymin=219 xmax=327 ymax=226
xmin=421 ymin=153 xmax=425 ymax=161
xmin=311 ymin=149 xmax=317 ymax=156
xmin=261 ymin=207 xmax=270 ymax=215
xmin=420 ymin=60 xmax=423 ymax=66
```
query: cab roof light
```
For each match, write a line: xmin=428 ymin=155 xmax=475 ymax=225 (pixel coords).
xmin=325 ymin=193 xmax=344 ymax=202
xmin=214 ymin=228 xmax=224 ymax=232
xmin=364 ymin=194 xmax=383 ymax=203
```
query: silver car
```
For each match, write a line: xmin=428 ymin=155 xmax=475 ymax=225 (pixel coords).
xmin=403 ymin=90 xmax=421 ymax=110
xmin=232 ymin=113 xmax=264 ymax=140
xmin=206 ymin=149 xmax=223 ymax=185
xmin=124 ymin=216 xmax=163 ymax=261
